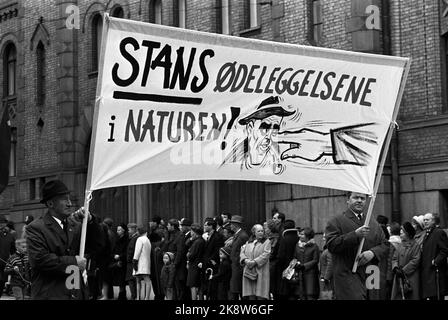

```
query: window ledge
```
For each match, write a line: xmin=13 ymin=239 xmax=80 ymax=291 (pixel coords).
xmin=236 ymin=25 xmax=262 ymax=37
xmin=88 ymin=71 xmax=98 ymax=79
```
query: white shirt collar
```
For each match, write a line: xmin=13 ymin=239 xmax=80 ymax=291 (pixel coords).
xmin=52 ymin=216 xmax=64 ymax=229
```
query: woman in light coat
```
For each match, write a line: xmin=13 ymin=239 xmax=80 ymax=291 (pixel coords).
xmin=240 ymin=224 xmax=271 ymax=300
xmin=133 ymin=225 xmax=152 ymax=300
xmin=391 ymin=222 xmax=421 ymax=300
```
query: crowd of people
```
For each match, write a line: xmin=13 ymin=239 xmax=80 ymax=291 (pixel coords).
xmin=0 ymin=181 xmax=447 ymax=301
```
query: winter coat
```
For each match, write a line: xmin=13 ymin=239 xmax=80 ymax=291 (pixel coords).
xmin=133 ymin=234 xmax=152 ymax=276
xmin=202 ymin=231 xmax=224 ymax=271
xmin=420 ymin=227 xmax=448 ymax=299
xmin=320 ymin=248 xmax=333 ymax=281
xmin=277 ymin=228 xmax=299 ymax=296
xmin=174 ymin=230 xmax=190 ymax=282
xmin=111 ymin=234 xmax=128 ymax=286
xmin=186 ymin=237 xmax=205 ymax=288
xmin=229 ymin=228 xmax=249 ymax=294
xmin=26 ymin=212 xmax=100 ymax=300
xmin=126 ymin=233 xmax=139 ymax=281
xmin=294 ymin=240 xmax=320 ymax=298
xmin=325 ymin=209 xmax=389 ymax=300
xmin=268 ymin=233 xmax=280 ymax=296
xmin=213 ymin=258 xmax=232 ymax=300
xmin=240 ymin=238 xmax=271 ymax=299
xmin=391 ymin=239 xmax=421 ymax=300
xmin=161 ymin=229 xmax=181 ymax=255
xmin=149 ymin=239 xmax=164 ymax=298
xmin=160 ymin=263 xmax=176 ymax=295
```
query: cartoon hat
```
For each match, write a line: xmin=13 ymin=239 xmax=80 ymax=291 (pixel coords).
xmin=238 ymin=96 xmax=295 ymax=125
xmin=230 ymin=215 xmax=244 ymax=224
xmin=40 ymin=180 xmax=70 ymax=204
xmin=401 ymin=222 xmax=416 ymax=239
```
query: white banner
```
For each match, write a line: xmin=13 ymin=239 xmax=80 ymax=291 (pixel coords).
xmin=87 ymin=16 xmax=410 ymax=195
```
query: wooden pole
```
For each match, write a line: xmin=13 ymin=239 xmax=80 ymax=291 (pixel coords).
xmin=352 ymin=58 xmax=411 ymax=273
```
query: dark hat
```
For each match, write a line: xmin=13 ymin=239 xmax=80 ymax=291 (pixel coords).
xmin=238 ymin=96 xmax=295 ymax=125
xmin=180 ymin=218 xmax=192 ymax=226
xmin=220 ymin=246 xmax=231 ymax=257
xmin=0 ymin=215 xmax=8 ymax=224
xmin=40 ymin=180 xmax=70 ymax=204
xmin=401 ymin=222 xmax=416 ymax=239
xmin=230 ymin=215 xmax=244 ymax=224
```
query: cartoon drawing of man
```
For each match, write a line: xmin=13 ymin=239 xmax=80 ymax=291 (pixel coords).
xmin=221 ymin=96 xmax=379 ymax=174
xmin=221 ymin=96 xmax=295 ymax=175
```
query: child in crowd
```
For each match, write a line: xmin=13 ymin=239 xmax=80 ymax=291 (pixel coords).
xmin=293 ymin=227 xmax=320 ymax=300
xmin=160 ymin=252 xmax=176 ymax=300
xmin=186 ymin=224 xmax=205 ymax=300
xmin=211 ymin=246 xmax=232 ymax=300
xmin=4 ymin=238 xmax=31 ymax=300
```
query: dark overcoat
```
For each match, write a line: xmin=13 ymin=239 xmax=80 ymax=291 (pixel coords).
xmin=229 ymin=228 xmax=249 ymax=294
xmin=420 ymin=227 xmax=448 ymax=299
xmin=325 ymin=210 xmax=389 ymax=300
xmin=277 ymin=229 xmax=299 ymax=296
xmin=294 ymin=241 xmax=320 ymax=298
xmin=26 ymin=212 xmax=100 ymax=300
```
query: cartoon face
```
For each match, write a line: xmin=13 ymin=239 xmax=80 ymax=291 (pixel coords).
xmin=246 ymin=115 xmax=281 ymax=165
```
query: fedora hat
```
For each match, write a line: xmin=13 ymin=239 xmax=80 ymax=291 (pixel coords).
xmin=238 ymin=96 xmax=295 ymax=125
xmin=40 ymin=180 xmax=70 ymax=204
xmin=180 ymin=218 xmax=192 ymax=227
xmin=230 ymin=215 xmax=244 ymax=224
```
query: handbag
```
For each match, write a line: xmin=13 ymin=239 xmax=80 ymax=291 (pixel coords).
xmin=243 ymin=266 xmax=258 ymax=281
xmin=402 ymin=276 xmax=412 ymax=294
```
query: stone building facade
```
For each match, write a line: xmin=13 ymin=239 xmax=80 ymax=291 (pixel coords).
xmin=0 ymin=0 xmax=447 ymax=235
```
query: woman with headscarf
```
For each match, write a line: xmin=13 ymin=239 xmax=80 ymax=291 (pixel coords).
xmin=411 ymin=215 xmax=425 ymax=249
xmin=391 ymin=222 xmax=421 ymax=300
xmin=111 ymin=223 xmax=129 ymax=300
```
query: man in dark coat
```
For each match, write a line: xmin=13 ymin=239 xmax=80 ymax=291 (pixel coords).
xmin=420 ymin=212 xmax=448 ymax=300
xmin=26 ymin=180 xmax=100 ymax=300
xmin=228 ymin=215 xmax=249 ymax=300
xmin=325 ymin=191 xmax=389 ymax=300
xmin=200 ymin=217 xmax=224 ymax=300
xmin=174 ymin=218 xmax=191 ymax=300
xmin=0 ymin=216 xmax=15 ymax=297
xmin=126 ymin=223 xmax=138 ymax=300
xmin=276 ymin=220 xmax=299 ymax=300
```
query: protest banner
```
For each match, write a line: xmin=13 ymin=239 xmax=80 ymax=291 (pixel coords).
xmin=80 ymin=15 xmax=410 ymax=257
xmin=86 ymin=15 xmax=409 ymax=195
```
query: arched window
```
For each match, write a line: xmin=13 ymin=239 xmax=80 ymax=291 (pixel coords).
xmin=111 ymin=6 xmax=124 ymax=18
xmin=178 ymin=0 xmax=186 ymax=28
xmin=4 ymin=44 xmax=16 ymax=97
xmin=36 ymin=42 xmax=45 ymax=106
xmin=92 ymin=13 xmax=103 ymax=71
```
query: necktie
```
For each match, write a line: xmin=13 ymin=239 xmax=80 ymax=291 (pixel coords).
xmin=357 ymin=214 xmax=362 ymax=221
xmin=61 ymin=219 xmax=67 ymax=232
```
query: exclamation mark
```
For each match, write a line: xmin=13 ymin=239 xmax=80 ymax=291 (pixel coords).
xmin=108 ymin=115 xmax=116 ymax=142
xmin=221 ymin=107 xmax=240 ymax=150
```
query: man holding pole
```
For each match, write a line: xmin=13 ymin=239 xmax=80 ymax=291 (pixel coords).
xmin=325 ymin=191 xmax=389 ymax=300
xmin=26 ymin=180 xmax=100 ymax=300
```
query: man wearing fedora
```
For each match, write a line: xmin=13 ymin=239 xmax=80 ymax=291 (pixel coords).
xmin=229 ymin=215 xmax=249 ymax=300
xmin=26 ymin=179 xmax=100 ymax=300
xmin=174 ymin=217 xmax=192 ymax=300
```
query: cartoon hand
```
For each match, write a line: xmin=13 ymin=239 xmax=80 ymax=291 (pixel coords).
xmin=276 ymin=130 xmax=331 ymax=162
